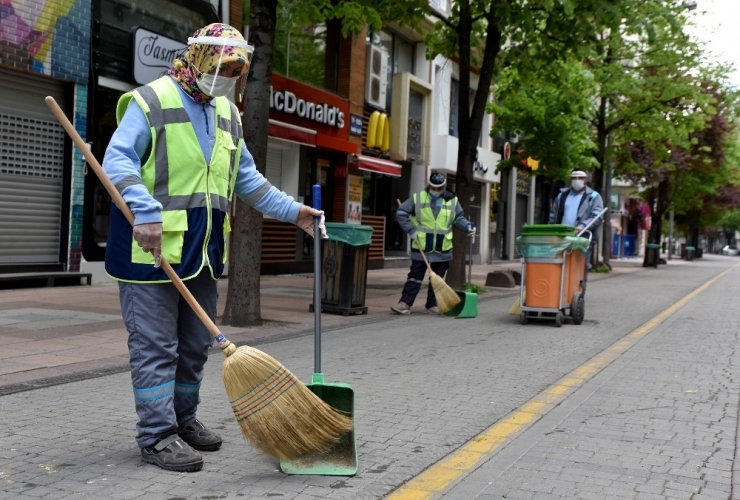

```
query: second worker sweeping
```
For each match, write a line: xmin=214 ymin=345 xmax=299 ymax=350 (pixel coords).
xmin=392 ymin=172 xmax=475 ymax=315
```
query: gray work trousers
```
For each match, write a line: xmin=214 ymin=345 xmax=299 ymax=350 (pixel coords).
xmin=119 ymin=269 xmax=217 ymax=448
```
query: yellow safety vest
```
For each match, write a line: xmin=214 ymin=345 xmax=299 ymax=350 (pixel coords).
xmin=411 ymin=191 xmax=456 ymax=253
xmin=106 ymin=76 xmax=242 ymax=282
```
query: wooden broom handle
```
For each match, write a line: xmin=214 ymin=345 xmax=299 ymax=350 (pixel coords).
xmin=45 ymin=96 xmax=223 ymax=340
xmin=397 ymin=198 xmax=433 ymax=273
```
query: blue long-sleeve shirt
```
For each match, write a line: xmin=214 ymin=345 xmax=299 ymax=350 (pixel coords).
xmin=102 ymin=76 xmax=301 ymax=226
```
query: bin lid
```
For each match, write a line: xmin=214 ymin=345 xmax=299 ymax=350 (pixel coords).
xmin=520 ymin=224 xmax=577 ymax=237
xmin=324 ymin=222 xmax=374 ymax=246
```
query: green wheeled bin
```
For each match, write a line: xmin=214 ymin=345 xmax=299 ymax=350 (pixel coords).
xmin=312 ymin=223 xmax=374 ymax=316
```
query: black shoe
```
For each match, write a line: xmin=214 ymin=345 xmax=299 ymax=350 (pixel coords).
xmin=177 ymin=418 xmax=222 ymax=451
xmin=141 ymin=434 xmax=203 ymax=472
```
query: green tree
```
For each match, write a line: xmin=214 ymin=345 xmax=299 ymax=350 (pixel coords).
xmin=224 ymin=0 xmax=637 ymax=325
xmin=490 ymin=58 xmax=598 ymax=179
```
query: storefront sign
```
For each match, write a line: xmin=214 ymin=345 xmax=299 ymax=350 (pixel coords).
xmin=346 ymin=175 xmax=363 ymax=224
xmin=473 ymin=150 xmax=489 ymax=174
xmin=266 ymin=74 xmax=355 ymax=154
xmin=407 ymin=90 xmax=423 ymax=158
xmin=515 ymin=167 xmax=530 ymax=196
xmin=349 ymin=114 xmax=363 ymax=136
xmin=132 ymin=28 xmax=186 ymax=85
xmin=269 ymin=74 xmax=346 ymax=129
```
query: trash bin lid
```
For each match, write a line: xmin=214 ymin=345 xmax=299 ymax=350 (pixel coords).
xmin=520 ymin=224 xmax=577 ymax=237
xmin=324 ymin=222 xmax=374 ymax=246
xmin=516 ymin=235 xmax=590 ymax=257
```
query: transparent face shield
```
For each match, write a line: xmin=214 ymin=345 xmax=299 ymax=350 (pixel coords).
xmin=187 ymin=35 xmax=255 ymax=98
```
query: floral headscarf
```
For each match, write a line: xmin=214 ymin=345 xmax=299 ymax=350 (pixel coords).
xmin=168 ymin=23 xmax=250 ymax=103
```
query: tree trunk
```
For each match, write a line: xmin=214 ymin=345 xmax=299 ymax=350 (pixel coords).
xmin=222 ymin=0 xmax=278 ymax=327
xmin=448 ymin=2 xmax=502 ymax=290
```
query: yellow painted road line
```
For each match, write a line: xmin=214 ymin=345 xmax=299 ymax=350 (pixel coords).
xmin=387 ymin=263 xmax=740 ymax=500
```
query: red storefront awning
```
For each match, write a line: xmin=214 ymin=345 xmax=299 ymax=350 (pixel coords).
xmin=268 ymin=119 xmax=316 ymax=147
xmin=356 ymin=155 xmax=402 ymax=177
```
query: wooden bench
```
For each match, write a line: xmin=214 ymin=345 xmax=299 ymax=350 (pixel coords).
xmin=0 ymin=272 xmax=93 ymax=288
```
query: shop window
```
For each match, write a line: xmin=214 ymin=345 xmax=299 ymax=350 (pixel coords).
xmin=449 ymin=78 xmax=482 ymax=145
xmin=96 ymin=0 xmax=218 ymax=83
xmin=273 ymin=6 xmax=327 ymax=90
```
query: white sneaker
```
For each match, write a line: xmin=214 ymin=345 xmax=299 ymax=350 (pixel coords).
xmin=391 ymin=302 xmax=411 ymax=315
xmin=426 ymin=306 xmax=439 ymax=314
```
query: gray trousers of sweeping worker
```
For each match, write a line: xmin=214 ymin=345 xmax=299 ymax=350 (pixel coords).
xmin=119 ymin=269 xmax=217 ymax=449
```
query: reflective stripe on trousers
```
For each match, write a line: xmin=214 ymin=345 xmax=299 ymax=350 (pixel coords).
xmin=119 ymin=270 xmax=217 ymax=448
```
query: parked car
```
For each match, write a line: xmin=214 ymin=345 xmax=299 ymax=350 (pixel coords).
xmin=721 ymin=245 xmax=739 ymax=256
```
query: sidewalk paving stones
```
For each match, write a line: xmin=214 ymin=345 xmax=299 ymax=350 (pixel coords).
xmin=1 ymin=255 xmax=737 ymax=500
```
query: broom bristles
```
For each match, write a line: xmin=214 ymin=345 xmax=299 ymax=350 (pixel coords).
xmin=509 ymin=291 xmax=526 ymax=315
xmin=222 ymin=346 xmax=353 ymax=460
xmin=430 ymin=272 xmax=461 ymax=314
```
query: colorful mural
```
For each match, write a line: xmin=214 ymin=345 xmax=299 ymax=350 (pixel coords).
xmin=0 ymin=0 xmax=89 ymax=82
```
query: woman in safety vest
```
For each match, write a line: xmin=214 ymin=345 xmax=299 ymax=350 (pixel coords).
xmin=102 ymin=23 xmax=325 ymax=472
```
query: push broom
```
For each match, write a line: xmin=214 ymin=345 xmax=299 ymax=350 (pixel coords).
xmin=397 ymin=199 xmax=460 ymax=314
xmin=45 ymin=96 xmax=352 ymax=460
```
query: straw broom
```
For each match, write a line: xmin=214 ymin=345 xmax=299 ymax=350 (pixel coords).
xmin=45 ymin=96 xmax=352 ymax=460
xmin=397 ymin=199 xmax=460 ymax=314
xmin=414 ymin=238 xmax=461 ymax=314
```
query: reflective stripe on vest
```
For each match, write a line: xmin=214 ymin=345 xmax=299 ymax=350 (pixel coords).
xmin=120 ymin=78 xmax=242 ymax=215
xmin=411 ymin=191 xmax=456 ymax=253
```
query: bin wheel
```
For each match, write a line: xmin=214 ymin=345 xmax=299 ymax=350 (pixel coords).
xmin=520 ymin=311 xmax=529 ymax=325
xmin=554 ymin=311 xmax=563 ymax=328
xmin=571 ymin=292 xmax=585 ymax=325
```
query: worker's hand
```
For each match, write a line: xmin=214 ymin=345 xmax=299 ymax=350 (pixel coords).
xmin=297 ymin=205 xmax=327 ymax=239
xmin=467 ymin=224 xmax=476 ymax=237
xmin=133 ymin=222 xmax=163 ymax=267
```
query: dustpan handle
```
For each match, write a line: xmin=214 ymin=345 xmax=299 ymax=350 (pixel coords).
xmin=468 ymin=232 xmax=474 ymax=286
xmin=312 ymin=184 xmax=322 ymax=374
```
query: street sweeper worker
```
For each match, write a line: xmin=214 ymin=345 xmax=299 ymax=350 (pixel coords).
xmin=101 ymin=23 xmax=326 ymax=473
xmin=549 ymin=169 xmax=604 ymax=288
xmin=391 ymin=172 xmax=475 ymax=315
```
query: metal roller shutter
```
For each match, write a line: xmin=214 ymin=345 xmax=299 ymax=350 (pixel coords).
xmin=0 ymin=70 xmax=66 ymax=264
xmin=265 ymin=147 xmax=283 ymax=191
xmin=514 ymin=194 xmax=528 ymax=256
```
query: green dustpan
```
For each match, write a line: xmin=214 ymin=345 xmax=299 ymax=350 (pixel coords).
xmin=444 ymin=234 xmax=478 ymax=318
xmin=281 ymin=185 xmax=357 ymax=476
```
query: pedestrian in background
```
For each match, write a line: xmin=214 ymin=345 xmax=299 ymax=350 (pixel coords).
xmin=391 ymin=172 xmax=475 ymax=315
xmin=548 ymin=169 xmax=604 ymax=289
xmin=102 ymin=23 xmax=325 ymax=472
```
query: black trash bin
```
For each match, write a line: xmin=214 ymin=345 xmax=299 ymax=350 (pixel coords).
xmin=685 ymin=246 xmax=696 ymax=261
xmin=312 ymin=223 xmax=373 ymax=316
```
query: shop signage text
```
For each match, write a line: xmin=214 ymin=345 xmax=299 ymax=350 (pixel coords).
xmin=407 ymin=90 xmax=423 ymax=158
xmin=270 ymin=87 xmax=345 ymax=129
xmin=349 ymin=114 xmax=363 ymax=136
xmin=132 ymin=28 xmax=186 ymax=85
xmin=473 ymin=150 xmax=489 ymax=174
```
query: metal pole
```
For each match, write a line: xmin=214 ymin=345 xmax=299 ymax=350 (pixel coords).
xmin=668 ymin=208 xmax=674 ymax=261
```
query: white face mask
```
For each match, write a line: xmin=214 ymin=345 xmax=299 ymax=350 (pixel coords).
xmin=429 ymin=188 xmax=444 ymax=197
xmin=571 ymin=180 xmax=585 ymax=191
xmin=197 ymin=73 xmax=240 ymax=97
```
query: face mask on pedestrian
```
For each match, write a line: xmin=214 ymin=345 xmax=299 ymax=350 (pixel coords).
xmin=196 ymin=72 xmax=240 ymax=97
xmin=429 ymin=188 xmax=444 ymax=198
xmin=571 ymin=179 xmax=585 ymax=191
